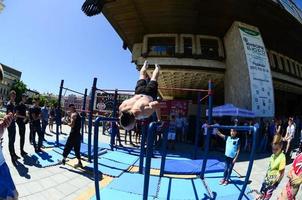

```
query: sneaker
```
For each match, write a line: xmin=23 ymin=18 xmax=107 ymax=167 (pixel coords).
xmin=223 ymin=180 xmax=229 ymax=186
xmin=74 ymin=162 xmax=83 ymax=169
xmin=219 ymin=179 xmax=225 ymax=185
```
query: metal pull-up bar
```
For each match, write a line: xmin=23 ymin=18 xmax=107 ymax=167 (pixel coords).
xmin=158 ymin=87 xmax=209 ymax=93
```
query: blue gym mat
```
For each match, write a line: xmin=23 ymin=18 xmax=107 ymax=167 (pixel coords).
xmin=204 ymin=172 xmax=252 ymax=200
xmin=28 ymin=150 xmax=62 ymax=168
xmin=108 ymin=173 xmax=161 ymax=198
xmin=134 ymin=158 xmax=225 ymax=175
xmin=157 ymin=178 xmax=209 ymax=200
xmin=101 ymin=151 xmax=139 ymax=165
xmin=90 ymin=188 xmax=153 ymax=200
xmin=86 ymin=157 xmax=132 ymax=177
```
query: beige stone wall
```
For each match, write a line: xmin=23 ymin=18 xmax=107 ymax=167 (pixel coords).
xmin=223 ymin=21 xmax=257 ymax=110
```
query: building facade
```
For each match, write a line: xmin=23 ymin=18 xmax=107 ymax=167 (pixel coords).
xmin=0 ymin=63 xmax=22 ymax=100
xmin=89 ymin=0 xmax=302 ymax=117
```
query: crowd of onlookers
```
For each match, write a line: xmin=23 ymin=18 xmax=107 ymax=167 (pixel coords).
xmin=200 ymin=117 xmax=302 ymax=155
xmin=0 ymin=91 xmax=64 ymax=166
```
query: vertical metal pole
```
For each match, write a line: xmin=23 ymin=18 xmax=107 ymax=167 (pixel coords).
xmin=81 ymin=88 xmax=88 ymax=143
xmin=160 ymin=127 xmax=168 ymax=177
xmin=143 ymin=122 xmax=157 ymax=200
xmin=139 ymin=122 xmax=147 ymax=174
xmin=88 ymin=78 xmax=97 ymax=163
xmin=110 ymin=90 xmax=118 ymax=150
xmin=238 ymin=127 xmax=258 ymax=200
xmin=93 ymin=117 xmax=102 ymax=200
xmin=193 ymin=92 xmax=202 ymax=159
xmin=56 ymin=80 xmax=64 ymax=146
xmin=200 ymin=80 xmax=213 ymax=179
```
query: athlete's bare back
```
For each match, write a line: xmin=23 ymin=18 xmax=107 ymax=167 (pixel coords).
xmin=119 ymin=94 xmax=159 ymax=120
xmin=119 ymin=61 xmax=161 ymax=130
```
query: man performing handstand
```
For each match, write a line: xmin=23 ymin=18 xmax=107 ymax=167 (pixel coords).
xmin=119 ymin=60 xmax=161 ymax=130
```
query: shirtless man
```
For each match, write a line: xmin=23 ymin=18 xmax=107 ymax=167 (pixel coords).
xmin=119 ymin=60 xmax=161 ymax=130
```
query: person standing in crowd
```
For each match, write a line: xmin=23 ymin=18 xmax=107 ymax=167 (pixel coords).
xmin=41 ymin=104 xmax=49 ymax=141
xmin=0 ymin=111 xmax=18 ymax=200
xmin=15 ymin=93 xmax=28 ymax=157
xmin=216 ymin=128 xmax=241 ymax=186
xmin=260 ymin=121 xmax=269 ymax=153
xmin=257 ymin=134 xmax=285 ymax=200
xmin=61 ymin=104 xmax=83 ymax=168
xmin=55 ymin=105 xmax=62 ymax=134
xmin=30 ymin=97 xmax=43 ymax=152
xmin=278 ymin=153 xmax=302 ymax=200
xmin=211 ymin=120 xmax=220 ymax=150
xmin=0 ymin=66 xmax=18 ymax=200
xmin=181 ymin=115 xmax=188 ymax=143
xmin=201 ymin=120 xmax=208 ymax=149
xmin=268 ymin=119 xmax=276 ymax=152
xmin=49 ymin=105 xmax=55 ymax=133
xmin=175 ymin=113 xmax=183 ymax=142
xmin=283 ymin=118 xmax=295 ymax=154
xmin=167 ymin=115 xmax=177 ymax=150
xmin=6 ymin=90 xmax=19 ymax=164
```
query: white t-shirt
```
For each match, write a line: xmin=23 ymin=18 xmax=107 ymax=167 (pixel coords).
xmin=0 ymin=146 xmax=4 ymax=166
xmin=202 ymin=123 xmax=208 ymax=136
xmin=286 ymin=124 xmax=295 ymax=139
xmin=212 ymin=123 xmax=219 ymax=135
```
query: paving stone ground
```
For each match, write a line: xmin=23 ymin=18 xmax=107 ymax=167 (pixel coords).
xmin=1 ymin=124 xmax=301 ymax=200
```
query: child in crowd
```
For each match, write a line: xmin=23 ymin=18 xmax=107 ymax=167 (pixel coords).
xmin=278 ymin=153 xmax=302 ymax=200
xmin=167 ymin=115 xmax=176 ymax=150
xmin=216 ymin=128 xmax=241 ymax=186
xmin=257 ymin=134 xmax=285 ymax=200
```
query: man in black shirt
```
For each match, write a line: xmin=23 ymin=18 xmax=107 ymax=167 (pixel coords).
xmin=61 ymin=104 xmax=83 ymax=168
xmin=30 ymin=97 xmax=43 ymax=152
xmin=6 ymin=90 xmax=19 ymax=163
xmin=15 ymin=94 xmax=28 ymax=157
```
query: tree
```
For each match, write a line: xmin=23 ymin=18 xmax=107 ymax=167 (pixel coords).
xmin=11 ymin=80 xmax=27 ymax=103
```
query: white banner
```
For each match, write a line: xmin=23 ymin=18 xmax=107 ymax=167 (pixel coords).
xmin=239 ymin=27 xmax=275 ymax=117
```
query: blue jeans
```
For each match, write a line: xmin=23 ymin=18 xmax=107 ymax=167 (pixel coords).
xmin=224 ymin=156 xmax=234 ymax=180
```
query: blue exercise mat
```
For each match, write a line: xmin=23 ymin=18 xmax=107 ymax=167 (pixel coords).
xmin=52 ymin=147 xmax=76 ymax=159
xmin=134 ymin=158 xmax=224 ymax=175
xmin=158 ymin=178 xmax=209 ymax=200
xmin=108 ymin=173 xmax=161 ymax=198
xmin=90 ymin=188 xmax=153 ymax=200
xmin=101 ymin=151 xmax=139 ymax=165
xmin=86 ymin=157 xmax=131 ymax=177
xmin=28 ymin=150 xmax=62 ymax=168
xmin=204 ymin=172 xmax=252 ymax=200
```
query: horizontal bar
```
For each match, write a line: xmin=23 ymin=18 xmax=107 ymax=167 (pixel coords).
xmin=63 ymin=87 xmax=86 ymax=96
xmin=158 ymin=87 xmax=209 ymax=92
xmin=96 ymin=88 xmax=135 ymax=93
xmin=209 ymin=125 xmax=256 ymax=132
xmin=95 ymin=117 xmax=119 ymax=123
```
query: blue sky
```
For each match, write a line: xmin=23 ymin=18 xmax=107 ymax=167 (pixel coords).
xmin=0 ymin=0 xmax=301 ymax=95
xmin=0 ymin=0 xmax=137 ymax=94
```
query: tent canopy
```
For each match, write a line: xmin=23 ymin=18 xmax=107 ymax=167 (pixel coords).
xmin=207 ymin=104 xmax=255 ymax=118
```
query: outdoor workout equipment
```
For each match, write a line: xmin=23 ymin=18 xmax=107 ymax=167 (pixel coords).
xmin=57 ymin=80 xmax=88 ymax=145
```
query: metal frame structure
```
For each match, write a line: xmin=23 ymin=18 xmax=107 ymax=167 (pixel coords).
xmin=88 ymin=79 xmax=257 ymax=200
xmin=57 ymin=80 xmax=88 ymax=146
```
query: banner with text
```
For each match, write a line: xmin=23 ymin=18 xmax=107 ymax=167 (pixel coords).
xmin=239 ymin=26 xmax=275 ymax=117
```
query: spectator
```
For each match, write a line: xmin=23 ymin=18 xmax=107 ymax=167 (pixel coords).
xmin=181 ymin=116 xmax=188 ymax=143
xmin=41 ymin=104 xmax=49 ymax=141
xmin=202 ymin=120 xmax=208 ymax=149
xmin=175 ymin=114 xmax=183 ymax=142
xmin=49 ymin=105 xmax=55 ymax=133
xmin=283 ymin=118 xmax=295 ymax=154
xmin=167 ymin=115 xmax=176 ymax=150
xmin=15 ymin=93 xmax=28 ymax=157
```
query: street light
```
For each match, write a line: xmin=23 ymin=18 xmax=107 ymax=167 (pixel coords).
xmin=81 ymin=0 xmax=115 ymax=17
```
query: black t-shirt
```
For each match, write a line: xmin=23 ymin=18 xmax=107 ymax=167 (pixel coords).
xmin=30 ymin=106 xmax=41 ymax=126
xmin=16 ymin=103 xmax=27 ymax=122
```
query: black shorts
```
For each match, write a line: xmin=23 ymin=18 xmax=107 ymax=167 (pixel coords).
xmin=135 ymin=79 xmax=158 ymax=99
